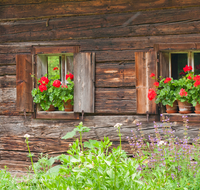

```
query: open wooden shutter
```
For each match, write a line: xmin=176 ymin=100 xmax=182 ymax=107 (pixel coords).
xmin=16 ymin=54 xmax=33 ymax=112
xmin=135 ymin=50 xmax=157 ymax=114
xmin=74 ymin=52 xmax=95 ymax=113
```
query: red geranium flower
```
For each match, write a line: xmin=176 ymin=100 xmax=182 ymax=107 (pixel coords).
xmin=183 ymin=65 xmax=192 ymax=72
xmin=194 ymin=80 xmax=200 ymax=87
xmin=164 ymin=77 xmax=171 ymax=83
xmin=61 ymin=84 xmax=68 ymax=88
xmin=179 ymin=88 xmax=187 ymax=97
xmin=193 ymin=75 xmax=200 ymax=81
xmin=66 ymin=73 xmax=74 ymax=80
xmin=39 ymin=84 xmax=47 ymax=92
xmin=179 ymin=72 xmax=186 ymax=76
xmin=154 ymin=82 xmax=159 ymax=87
xmin=53 ymin=80 xmax=61 ymax=88
xmin=187 ymin=76 xmax=192 ymax=80
xmin=150 ymin=73 xmax=155 ymax=78
xmin=38 ymin=76 xmax=49 ymax=85
xmin=53 ymin=67 xmax=59 ymax=71
xmin=148 ymin=88 xmax=157 ymax=101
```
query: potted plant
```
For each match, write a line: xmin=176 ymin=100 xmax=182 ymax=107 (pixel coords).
xmin=188 ymin=74 xmax=200 ymax=113
xmin=148 ymin=65 xmax=195 ymax=114
xmin=148 ymin=74 xmax=178 ymax=113
xmin=31 ymin=67 xmax=74 ymax=111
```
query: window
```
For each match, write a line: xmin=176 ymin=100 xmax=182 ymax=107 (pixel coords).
xmin=16 ymin=46 xmax=95 ymax=119
xmin=169 ymin=51 xmax=200 ymax=79
xmin=135 ymin=44 xmax=200 ymax=121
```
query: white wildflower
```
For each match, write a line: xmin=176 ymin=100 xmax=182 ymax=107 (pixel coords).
xmin=69 ymin=143 xmax=72 ymax=147
xmin=114 ymin=123 xmax=122 ymax=128
xmin=158 ymin=141 xmax=166 ymax=146
xmin=24 ymin=134 xmax=30 ymax=138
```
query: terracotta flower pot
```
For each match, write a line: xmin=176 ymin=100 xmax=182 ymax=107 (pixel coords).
xmin=64 ymin=100 xmax=73 ymax=111
xmin=166 ymin=101 xmax=178 ymax=113
xmin=195 ymin=102 xmax=200 ymax=114
xmin=47 ymin=105 xmax=55 ymax=111
xmin=177 ymin=100 xmax=192 ymax=114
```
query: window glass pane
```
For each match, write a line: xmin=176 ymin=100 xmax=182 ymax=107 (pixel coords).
xmin=194 ymin=53 xmax=200 ymax=75
xmin=171 ymin=53 xmax=187 ymax=79
xmin=48 ymin=56 xmax=61 ymax=79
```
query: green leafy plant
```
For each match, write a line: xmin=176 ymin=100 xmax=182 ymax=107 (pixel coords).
xmin=31 ymin=69 xmax=74 ymax=111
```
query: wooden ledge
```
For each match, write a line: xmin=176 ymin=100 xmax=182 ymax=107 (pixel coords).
xmin=162 ymin=113 xmax=200 ymax=122
xmin=36 ymin=111 xmax=79 ymax=120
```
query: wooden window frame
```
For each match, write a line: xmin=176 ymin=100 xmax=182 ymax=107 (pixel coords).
xmin=32 ymin=46 xmax=80 ymax=120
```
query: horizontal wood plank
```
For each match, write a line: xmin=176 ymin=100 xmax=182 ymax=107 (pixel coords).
xmin=96 ymin=50 xmax=136 ymax=62
xmin=0 ymin=75 xmax=16 ymax=88
xmin=2 ymin=7 xmax=200 ymax=36
xmin=1 ymin=0 xmax=200 ymax=20
xmin=0 ymin=54 xmax=15 ymax=65
xmin=0 ymin=88 xmax=16 ymax=102
xmin=163 ymin=113 xmax=200 ymax=122
xmin=2 ymin=18 xmax=200 ymax=42
xmin=36 ymin=111 xmax=80 ymax=120
xmin=96 ymin=62 xmax=135 ymax=87
xmin=95 ymin=88 xmax=136 ymax=113
xmin=0 ymin=65 xmax=16 ymax=75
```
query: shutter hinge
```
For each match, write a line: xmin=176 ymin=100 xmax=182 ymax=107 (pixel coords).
xmin=82 ymin=110 xmax=84 ymax=121
xmin=146 ymin=111 xmax=149 ymax=122
xmin=24 ymin=109 xmax=26 ymax=120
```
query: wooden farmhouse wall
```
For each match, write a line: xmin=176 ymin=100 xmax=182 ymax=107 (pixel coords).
xmin=1 ymin=0 xmax=200 ymax=172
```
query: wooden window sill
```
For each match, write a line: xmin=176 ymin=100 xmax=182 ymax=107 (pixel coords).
xmin=162 ymin=113 xmax=200 ymax=122
xmin=36 ymin=111 xmax=79 ymax=120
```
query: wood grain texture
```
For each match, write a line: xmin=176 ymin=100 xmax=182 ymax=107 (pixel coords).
xmin=0 ymin=65 xmax=16 ymax=75
xmin=74 ymin=52 xmax=95 ymax=113
xmin=2 ymin=18 xmax=200 ymax=42
xmin=96 ymin=50 xmax=136 ymax=62
xmin=36 ymin=111 xmax=80 ymax=120
xmin=0 ymin=75 xmax=16 ymax=88
xmin=16 ymin=54 xmax=33 ymax=112
xmin=0 ymin=54 xmax=15 ymax=65
xmin=2 ymin=7 xmax=200 ymax=36
xmin=95 ymin=88 xmax=136 ymax=113
xmin=135 ymin=52 xmax=146 ymax=114
xmin=1 ymin=0 xmax=200 ymax=20
xmin=0 ymin=88 xmax=16 ymax=103
xmin=96 ymin=62 xmax=135 ymax=88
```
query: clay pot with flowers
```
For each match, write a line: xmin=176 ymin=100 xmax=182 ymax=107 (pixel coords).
xmin=148 ymin=73 xmax=178 ymax=113
xmin=148 ymin=65 xmax=195 ymax=114
xmin=31 ymin=67 xmax=74 ymax=111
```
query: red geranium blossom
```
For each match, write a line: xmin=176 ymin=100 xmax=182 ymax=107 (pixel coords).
xmin=187 ymin=76 xmax=192 ymax=79
xmin=164 ymin=77 xmax=171 ymax=83
xmin=39 ymin=84 xmax=47 ymax=92
xmin=154 ymin=82 xmax=159 ymax=87
xmin=53 ymin=80 xmax=61 ymax=88
xmin=148 ymin=88 xmax=157 ymax=101
xmin=179 ymin=72 xmax=186 ymax=76
xmin=183 ymin=65 xmax=192 ymax=72
xmin=38 ymin=76 xmax=49 ymax=85
xmin=53 ymin=67 xmax=59 ymax=71
xmin=193 ymin=75 xmax=200 ymax=81
xmin=150 ymin=73 xmax=155 ymax=78
xmin=61 ymin=84 xmax=68 ymax=88
xmin=194 ymin=80 xmax=200 ymax=87
xmin=66 ymin=73 xmax=74 ymax=80
xmin=179 ymin=88 xmax=187 ymax=97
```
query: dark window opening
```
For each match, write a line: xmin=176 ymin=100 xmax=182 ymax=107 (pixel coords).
xmin=194 ymin=53 xmax=200 ymax=75
xmin=171 ymin=53 xmax=187 ymax=79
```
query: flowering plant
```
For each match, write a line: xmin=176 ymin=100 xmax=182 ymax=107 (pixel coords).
xmin=149 ymin=74 xmax=177 ymax=107
xmin=31 ymin=68 xmax=74 ymax=111
xmin=148 ymin=65 xmax=196 ymax=107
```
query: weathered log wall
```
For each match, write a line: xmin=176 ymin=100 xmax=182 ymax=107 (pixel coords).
xmin=1 ymin=0 xmax=200 ymax=171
